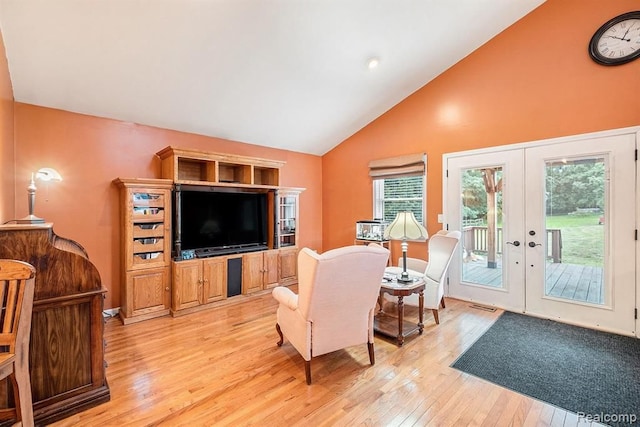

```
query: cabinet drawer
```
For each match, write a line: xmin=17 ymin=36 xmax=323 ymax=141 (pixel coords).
xmin=133 ymin=237 xmax=164 ymax=253
xmin=132 ymin=223 xmax=165 ymax=238
xmin=132 ymin=207 xmax=165 ymax=222
xmin=132 ymin=192 xmax=166 ymax=208
xmin=132 ymin=251 xmax=164 ymax=267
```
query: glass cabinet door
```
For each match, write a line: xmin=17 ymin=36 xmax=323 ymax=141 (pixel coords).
xmin=278 ymin=191 xmax=300 ymax=248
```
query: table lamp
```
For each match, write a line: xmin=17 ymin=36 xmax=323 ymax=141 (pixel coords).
xmin=383 ymin=211 xmax=428 ymax=282
xmin=17 ymin=167 xmax=63 ymax=224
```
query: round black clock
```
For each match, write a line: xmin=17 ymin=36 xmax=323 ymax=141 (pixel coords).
xmin=589 ymin=11 xmax=640 ymax=65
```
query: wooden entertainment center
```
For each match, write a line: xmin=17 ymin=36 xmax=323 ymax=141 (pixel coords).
xmin=115 ymin=147 xmax=302 ymax=324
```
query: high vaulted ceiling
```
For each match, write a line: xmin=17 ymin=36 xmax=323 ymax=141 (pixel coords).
xmin=0 ymin=1 xmax=545 ymax=155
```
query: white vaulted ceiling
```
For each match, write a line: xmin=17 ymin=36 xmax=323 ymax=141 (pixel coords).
xmin=0 ymin=0 xmax=544 ymax=155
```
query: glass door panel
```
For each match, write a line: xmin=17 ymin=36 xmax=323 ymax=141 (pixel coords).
xmin=544 ymin=157 xmax=605 ymax=305
xmin=278 ymin=192 xmax=298 ymax=248
xmin=461 ymin=167 xmax=504 ymax=289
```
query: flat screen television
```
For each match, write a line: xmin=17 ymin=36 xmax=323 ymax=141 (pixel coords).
xmin=176 ymin=186 xmax=269 ymax=256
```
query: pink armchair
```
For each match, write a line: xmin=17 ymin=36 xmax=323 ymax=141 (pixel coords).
xmin=272 ymin=244 xmax=390 ymax=384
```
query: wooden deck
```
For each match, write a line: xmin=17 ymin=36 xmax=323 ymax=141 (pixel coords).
xmin=462 ymin=261 xmax=604 ymax=304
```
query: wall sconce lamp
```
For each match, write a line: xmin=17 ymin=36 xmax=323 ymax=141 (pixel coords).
xmin=383 ymin=211 xmax=428 ymax=283
xmin=17 ymin=168 xmax=63 ymax=224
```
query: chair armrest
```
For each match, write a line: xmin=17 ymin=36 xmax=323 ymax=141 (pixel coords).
xmin=272 ymin=286 xmax=299 ymax=311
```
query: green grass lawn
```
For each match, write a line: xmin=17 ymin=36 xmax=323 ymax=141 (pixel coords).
xmin=546 ymin=214 xmax=604 ymax=266
xmin=546 ymin=213 xmax=602 ymax=228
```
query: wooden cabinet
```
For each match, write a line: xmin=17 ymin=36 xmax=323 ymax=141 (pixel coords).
xmin=264 ymin=250 xmax=280 ymax=289
xmin=116 ymin=148 xmax=303 ymax=321
xmin=275 ymin=190 xmax=300 ymax=287
xmin=172 ymin=248 xmax=293 ymax=315
xmin=171 ymin=248 xmax=298 ymax=315
xmin=156 ymin=146 xmax=284 ymax=188
xmin=0 ymin=224 xmax=109 ymax=425
xmin=243 ymin=250 xmax=279 ymax=294
xmin=125 ymin=267 xmax=170 ymax=317
xmin=242 ymin=253 xmax=263 ymax=294
xmin=172 ymin=260 xmax=201 ymax=311
xmin=172 ymin=257 xmax=227 ymax=313
xmin=277 ymin=189 xmax=301 ymax=248
xmin=203 ymin=257 xmax=226 ymax=303
xmin=114 ymin=178 xmax=173 ymax=324
xmin=278 ymin=247 xmax=299 ymax=286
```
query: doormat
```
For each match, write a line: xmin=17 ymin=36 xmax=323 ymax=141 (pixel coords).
xmin=451 ymin=311 xmax=640 ymax=426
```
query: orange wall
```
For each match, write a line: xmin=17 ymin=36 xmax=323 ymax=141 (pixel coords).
xmin=7 ymin=0 xmax=640 ymax=309
xmin=0 ymin=27 xmax=14 ymax=223
xmin=322 ymin=0 xmax=640 ymax=260
xmin=14 ymin=104 xmax=322 ymax=309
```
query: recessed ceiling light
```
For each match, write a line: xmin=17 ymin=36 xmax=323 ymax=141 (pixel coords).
xmin=367 ymin=58 xmax=380 ymax=70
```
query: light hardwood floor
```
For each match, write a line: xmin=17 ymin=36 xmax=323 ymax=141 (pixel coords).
xmin=50 ymin=291 xmax=601 ymax=426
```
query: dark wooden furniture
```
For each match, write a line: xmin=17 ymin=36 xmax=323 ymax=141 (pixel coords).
xmin=375 ymin=278 xmax=425 ymax=346
xmin=0 ymin=224 xmax=109 ymax=425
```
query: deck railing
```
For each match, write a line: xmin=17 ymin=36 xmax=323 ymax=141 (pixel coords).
xmin=462 ymin=226 xmax=562 ymax=263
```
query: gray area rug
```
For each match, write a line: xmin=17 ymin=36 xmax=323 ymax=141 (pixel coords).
xmin=451 ymin=311 xmax=640 ymax=426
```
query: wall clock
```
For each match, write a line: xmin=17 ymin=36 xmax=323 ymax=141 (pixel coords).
xmin=589 ymin=11 xmax=640 ymax=65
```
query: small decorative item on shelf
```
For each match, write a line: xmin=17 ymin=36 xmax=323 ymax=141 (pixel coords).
xmin=355 ymin=219 xmax=389 ymax=241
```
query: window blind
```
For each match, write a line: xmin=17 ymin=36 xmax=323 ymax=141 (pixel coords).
xmin=368 ymin=153 xmax=426 ymax=179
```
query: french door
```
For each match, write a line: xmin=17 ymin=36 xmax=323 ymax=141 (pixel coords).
xmin=446 ymin=150 xmax=525 ymax=312
xmin=445 ymin=130 xmax=637 ymax=336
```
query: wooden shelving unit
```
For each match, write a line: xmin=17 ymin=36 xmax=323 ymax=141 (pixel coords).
xmin=114 ymin=147 xmax=305 ymax=321
xmin=156 ymin=146 xmax=285 ymax=188
xmin=114 ymin=178 xmax=173 ymax=324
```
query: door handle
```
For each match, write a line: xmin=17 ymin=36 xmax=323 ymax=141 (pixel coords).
xmin=528 ymin=241 xmax=542 ymax=247
xmin=506 ymin=241 xmax=520 ymax=247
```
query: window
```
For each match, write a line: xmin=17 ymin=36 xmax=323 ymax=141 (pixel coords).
xmin=369 ymin=153 xmax=426 ymax=224
xmin=373 ymin=176 xmax=425 ymax=223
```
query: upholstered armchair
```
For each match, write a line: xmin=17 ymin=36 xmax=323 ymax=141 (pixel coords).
xmin=382 ymin=230 xmax=460 ymax=324
xmin=272 ymin=244 xmax=390 ymax=384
